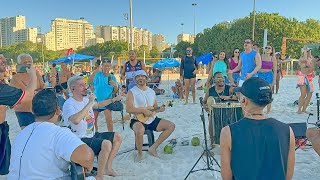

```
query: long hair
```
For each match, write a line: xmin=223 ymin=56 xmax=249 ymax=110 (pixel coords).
xmin=219 ymin=51 xmax=229 ymax=69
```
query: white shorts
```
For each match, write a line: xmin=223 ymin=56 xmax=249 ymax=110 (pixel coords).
xmin=238 ymin=79 xmax=244 ymax=87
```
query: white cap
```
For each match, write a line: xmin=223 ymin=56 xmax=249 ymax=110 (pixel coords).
xmin=133 ymin=70 xmax=148 ymax=79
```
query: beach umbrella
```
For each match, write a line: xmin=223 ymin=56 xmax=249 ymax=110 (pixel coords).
xmin=153 ymin=58 xmax=180 ymax=69
xmin=153 ymin=58 xmax=180 ymax=97
xmin=196 ymin=52 xmax=213 ymax=65
xmin=49 ymin=54 xmax=94 ymax=64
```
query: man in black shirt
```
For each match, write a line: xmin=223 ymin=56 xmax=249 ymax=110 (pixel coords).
xmin=220 ymin=77 xmax=295 ymax=180
xmin=0 ymin=53 xmax=37 ymax=174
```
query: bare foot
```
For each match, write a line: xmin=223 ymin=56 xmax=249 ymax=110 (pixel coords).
xmin=95 ymin=175 xmax=104 ymax=180
xmin=148 ymin=147 xmax=160 ymax=158
xmin=134 ymin=153 xmax=142 ymax=163
xmin=303 ymin=110 xmax=311 ymax=114
xmin=297 ymin=111 xmax=303 ymax=114
xmin=105 ymin=169 xmax=118 ymax=177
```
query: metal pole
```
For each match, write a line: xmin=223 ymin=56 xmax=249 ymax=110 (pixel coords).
xmin=192 ymin=3 xmax=197 ymax=37
xmin=129 ymin=0 xmax=134 ymax=50
xmin=124 ymin=13 xmax=129 ymax=52
xmin=181 ymin=23 xmax=184 ymax=34
xmin=252 ymin=0 xmax=256 ymax=41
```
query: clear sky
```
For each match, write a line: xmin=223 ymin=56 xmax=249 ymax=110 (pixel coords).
xmin=1 ymin=0 xmax=319 ymax=44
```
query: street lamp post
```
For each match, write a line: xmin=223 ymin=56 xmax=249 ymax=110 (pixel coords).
xmin=252 ymin=0 xmax=256 ymax=41
xmin=129 ymin=0 xmax=134 ymax=50
xmin=192 ymin=3 xmax=197 ymax=38
xmin=181 ymin=23 xmax=184 ymax=34
xmin=37 ymin=27 xmax=45 ymax=70
xmin=124 ymin=13 xmax=130 ymax=51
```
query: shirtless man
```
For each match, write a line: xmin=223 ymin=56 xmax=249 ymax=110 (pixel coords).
xmin=297 ymin=46 xmax=315 ymax=114
xmin=59 ymin=62 xmax=71 ymax=97
xmin=10 ymin=53 xmax=45 ymax=129
xmin=59 ymin=62 xmax=71 ymax=89
xmin=50 ymin=63 xmax=58 ymax=88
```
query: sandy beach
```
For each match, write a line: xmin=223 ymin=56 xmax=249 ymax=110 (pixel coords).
xmin=1 ymin=75 xmax=320 ymax=180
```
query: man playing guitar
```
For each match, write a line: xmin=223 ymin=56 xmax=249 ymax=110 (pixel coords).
xmin=126 ymin=70 xmax=175 ymax=162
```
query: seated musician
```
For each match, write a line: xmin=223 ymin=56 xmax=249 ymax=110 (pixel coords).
xmin=203 ymin=72 xmax=237 ymax=106
xmin=126 ymin=70 xmax=175 ymax=162
xmin=63 ymin=76 xmax=122 ymax=179
xmin=203 ymin=72 xmax=238 ymax=145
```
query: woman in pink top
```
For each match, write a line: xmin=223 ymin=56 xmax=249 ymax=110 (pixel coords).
xmin=257 ymin=45 xmax=277 ymax=113
xmin=229 ymin=48 xmax=241 ymax=86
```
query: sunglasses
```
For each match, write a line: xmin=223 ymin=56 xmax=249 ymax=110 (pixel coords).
xmin=186 ymin=50 xmax=192 ymax=52
xmin=213 ymin=56 xmax=218 ymax=58
xmin=265 ymin=47 xmax=272 ymax=49
xmin=215 ymin=77 xmax=224 ymax=81
xmin=234 ymin=51 xmax=240 ymax=53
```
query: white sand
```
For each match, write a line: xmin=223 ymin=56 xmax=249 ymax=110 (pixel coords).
xmin=1 ymin=76 xmax=320 ymax=180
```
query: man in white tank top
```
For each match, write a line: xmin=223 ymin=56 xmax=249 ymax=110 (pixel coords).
xmin=126 ymin=70 xmax=175 ymax=162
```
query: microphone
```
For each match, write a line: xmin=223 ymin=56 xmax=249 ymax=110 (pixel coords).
xmin=199 ymin=97 xmax=203 ymax=106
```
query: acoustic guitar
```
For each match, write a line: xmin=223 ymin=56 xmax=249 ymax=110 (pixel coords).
xmin=135 ymin=101 xmax=173 ymax=123
xmin=70 ymin=162 xmax=85 ymax=180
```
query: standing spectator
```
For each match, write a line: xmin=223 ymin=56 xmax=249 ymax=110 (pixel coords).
xmin=180 ymin=47 xmax=198 ymax=104
xmin=10 ymin=53 xmax=45 ymax=129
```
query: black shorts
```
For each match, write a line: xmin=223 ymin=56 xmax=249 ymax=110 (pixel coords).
xmin=81 ymin=132 xmax=115 ymax=155
xmin=183 ymin=74 xmax=196 ymax=79
xmin=61 ymin=82 xmax=68 ymax=89
xmin=15 ymin=112 xmax=35 ymax=127
xmin=93 ymin=103 xmax=113 ymax=112
xmin=130 ymin=117 xmax=162 ymax=131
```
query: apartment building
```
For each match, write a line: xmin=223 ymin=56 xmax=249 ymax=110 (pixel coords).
xmin=0 ymin=15 xmax=37 ymax=46
xmin=45 ymin=18 xmax=95 ymax=51
xmin=152 ymin=34 xmax=165 ymax=51
xmin=96 ymin=25 xmax=153 ymax=50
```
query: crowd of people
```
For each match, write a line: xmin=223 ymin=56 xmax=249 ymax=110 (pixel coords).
xmin=0 ymin=37 xmax=320 ymax=179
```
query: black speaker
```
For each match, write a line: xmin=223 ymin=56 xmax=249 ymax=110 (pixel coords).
xmin=288 ymin=123 xmax=307 ymax=138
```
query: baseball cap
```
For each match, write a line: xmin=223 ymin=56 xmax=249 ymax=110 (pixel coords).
xmin=233 ymin=77 xmax=273 ymax=105
xmin=133 ymin=70 xmax=148 ymax=79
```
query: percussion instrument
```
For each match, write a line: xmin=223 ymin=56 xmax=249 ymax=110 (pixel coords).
xmin=210 ymin=102 xmax=243 ymax=144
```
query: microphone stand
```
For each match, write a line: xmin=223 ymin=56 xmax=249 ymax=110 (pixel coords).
xmin=184 ymin=97 xmax=220 ymax=180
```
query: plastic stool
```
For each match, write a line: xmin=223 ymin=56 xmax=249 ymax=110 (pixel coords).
xmin=135 ymin=129 xmax=155 ymax=151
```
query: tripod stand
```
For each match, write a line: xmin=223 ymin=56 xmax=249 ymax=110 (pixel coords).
xmin=184 ymin=97 xmax=220 ymax=180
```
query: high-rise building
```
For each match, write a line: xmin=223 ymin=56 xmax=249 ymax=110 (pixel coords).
xmin=96 ymin=25 xmax=153 ymax=50
xmin=46 ymin=18 xmax=95 ymax=51
xmin=152 ymin=34 xmax=165 ymax=51
xmin=0 ymin=15 xmax=37 ymax=46
xmin=177 ymin=34 xmax=193 ymax=44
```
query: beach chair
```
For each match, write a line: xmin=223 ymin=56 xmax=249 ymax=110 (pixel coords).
xmin=135 ymin=129 xmax=155 ymax=151
xmin=288 ymin=122 xmax=308 ymax=150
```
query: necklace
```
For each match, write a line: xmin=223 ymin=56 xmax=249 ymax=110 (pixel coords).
xmin=215 ymin=88 xmax=224 ymax=97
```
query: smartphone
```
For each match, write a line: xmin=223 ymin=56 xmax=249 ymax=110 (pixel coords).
xmin=16 ymin=64 xmax=31 ymax=73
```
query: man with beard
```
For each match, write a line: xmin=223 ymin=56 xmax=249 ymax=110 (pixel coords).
xmin=63 ymin=76 xmax=122 ymax=178
xmin=180 ymin=47 xmax=198 ymax=104
xmin=126 ymin=70 xmax=175 ymax=162
xmin=229 ymin=39 xmax=262 ymax=87
xmin=10 ymin=53 xmax=45 ymax=129
xmin=203 ymin=72 xmax=237 ymax=145
xmin=121 ymin=50 xmax=146 ymax=91
xmin=0 ymin=53 xmax=38 ymax=174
